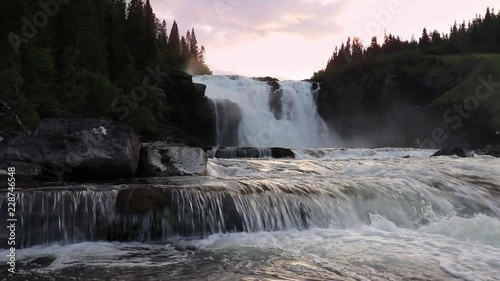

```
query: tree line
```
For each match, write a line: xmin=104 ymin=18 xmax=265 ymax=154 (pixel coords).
xmin=318 ymin=7 xmax=500 ymax=76
xmin=0 ymin=0 xmax=212 ymax=136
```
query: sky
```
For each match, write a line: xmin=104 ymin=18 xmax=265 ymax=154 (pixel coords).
xmin=151 ymin=0 xmax=499 ymax=80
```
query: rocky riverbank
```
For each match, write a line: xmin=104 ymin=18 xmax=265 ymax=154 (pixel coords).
xmin=0 ymin=118 xmax=210 ymax=187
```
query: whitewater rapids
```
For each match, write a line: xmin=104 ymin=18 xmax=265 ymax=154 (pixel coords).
xmin=1 ymin=149 xmax=499 ymax=280
xmin=193 ymin=75 xmax=334 ymax=148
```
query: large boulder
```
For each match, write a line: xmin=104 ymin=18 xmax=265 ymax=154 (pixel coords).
xmin=431 ymin=147 xmax=474 ymax=158
xmin=138 ymin=143 xmax=208 ymax=177
xmin=0 ymin=118 xmax=141 ymax=181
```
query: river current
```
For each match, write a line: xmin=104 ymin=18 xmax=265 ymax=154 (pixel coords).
xmin=1 ymin=149 xmax=499 ymax=281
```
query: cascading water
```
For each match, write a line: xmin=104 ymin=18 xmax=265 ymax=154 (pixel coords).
xmin=194 ymin=75 xmax=333 ymax=148
xmin=1 ymin=151 xmax=500 ymax=280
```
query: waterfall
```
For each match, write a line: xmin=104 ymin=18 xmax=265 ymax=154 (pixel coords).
xmin=3 ymin=153 xmax=499 ymax=249
xmin=194 ymin=75 xmax=333 ymax=148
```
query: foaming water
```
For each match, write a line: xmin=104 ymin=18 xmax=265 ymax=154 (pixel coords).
xmin=3 ymin=215 xmax=500 ymax=280
xmin=194 ymin=75 xmax=333 ymax=147
xmin=1 ymin=152 xmax=499 ymax=280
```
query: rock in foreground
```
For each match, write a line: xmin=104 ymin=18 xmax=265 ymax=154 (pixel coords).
xmin=138 ymin=143 xmax=208 ymax=177
xmin=431 ymin=147 xmax=474 ymax=158
xmin=0 ymin=118 xmax=141 ymax=181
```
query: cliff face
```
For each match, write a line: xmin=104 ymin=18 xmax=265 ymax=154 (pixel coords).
xmin=315 ymin=55 xmax=500 ymax=148
xmin=154 ymin=69 xmax=217 ymax=147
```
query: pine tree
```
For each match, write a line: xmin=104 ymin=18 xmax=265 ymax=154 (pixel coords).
xmin=125 ymin=0 xmax=146 ymax=68
xmin=157 ymin=20 xmax=169 ymax=64
xmin=365 ymin=36 xmax=381 ymax=58
xmin=180 ymin=35 xmax=189 ymax=63
xmin=189 ymin=28 xmax=199 ymax=59
xmin=144 ymin=0 xmax=158 ymax=65
xmin=105 ymin=0 xmax=132 ymax=81
xmin=351 ymin=37 xmax=363 ymax=61
xmin=419 ymin=28 xmax=431 ymax=50
xmin=167 ymin=21 xmax=181 ymax=66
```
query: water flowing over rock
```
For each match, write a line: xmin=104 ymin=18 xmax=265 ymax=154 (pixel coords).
xmin=194 ymin=75 xmax=333 ymax=148
xmin=212 ymin=99 xmax=242 ymax=146
xmin=2 ymin=151 xmax=500 ymax=249
xmin=0 ymin=118 xmax=140 ymax=181
xmin=431 ymin=147 xmax=474 ymax=158
xmin=138 ymin=143 xmax=208 ymax=177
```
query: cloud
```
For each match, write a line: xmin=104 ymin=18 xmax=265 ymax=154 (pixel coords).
xmin=151 ymin=0 xmax=349 ymax=46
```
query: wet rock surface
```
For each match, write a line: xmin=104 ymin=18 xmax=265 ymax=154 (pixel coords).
xmin=138 ymin=143 xmax=208 ymax=177
xmin=0 ymin=118 xmax=141 ymax=181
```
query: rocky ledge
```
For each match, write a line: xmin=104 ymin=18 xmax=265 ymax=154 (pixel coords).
xmin=0 ymin=118 xmax=208 ymax=185
xmin=431 ymin=145 xmax=500 ymax=158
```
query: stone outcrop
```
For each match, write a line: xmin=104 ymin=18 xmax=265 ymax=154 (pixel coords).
xmin=138 ymin=143 xmax=208 ymax=177
xmin=160 ymin=68 xmax=217 ymax=146
xmin=431 ymin=147 xmax=474 ymax=158
xmin=0 ymin=118 xmax=141 ymax=181
xmin=208 ymin=147 xmax=295 ymax=159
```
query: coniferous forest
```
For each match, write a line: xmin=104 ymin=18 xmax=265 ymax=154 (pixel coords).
xmin=314 ymin=7 xmax=500 ymax=77
xmin=312 ymin=7 xmax=500 ymax=148
xmin=0 ymin=0 xmax=211 ymax=137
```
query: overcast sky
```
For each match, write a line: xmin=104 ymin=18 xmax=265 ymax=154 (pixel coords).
xmin=151 ymin=0 xmax=498 ymax=80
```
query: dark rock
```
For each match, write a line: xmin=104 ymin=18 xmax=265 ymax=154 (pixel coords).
xmin=402 ymin=155 xmax=411 ymax=159
xmin=253 ymin=77 xmax=284 ymax=120
xmin=209 ymin=147 xmax=295 ymax=159
xmin=137 ymin=143 xmax=208 ymax=177
xmin=476 ymin=144 xmax=500 ymax=157
xmin=311 ymin=82 xmax=319 ymax=91
xmin=431 ymin=147 xmax=474 ymax=158
xmin=269 ymin=89 xmax=283 ymax=120
xmin=160 ymin=69 xmax=217 ymax=146
xmin=0 ymin=118 xmax=141 ymax=181
xmin=271 ymin=147 xmax=296 ymax=159
xmin=253 ymin=76 xmax=281 ymax=93
xmin=193 ymin=83 xmax=207 ymax=97
xmin=0 ymin=161 xmax=47 ymax=188
xmin=115 ymin=186 xmax=171 ymax=215
xmin=213 ymin=99 xmax=242 ymax=146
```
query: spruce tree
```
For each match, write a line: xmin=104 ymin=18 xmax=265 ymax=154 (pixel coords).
xmin=157 ymin=20 xmax=169 ymax=64
xmin=125 ymin=0 xmax=146 ymax=68
xmin=189 ymin=28 xmax=199 ymax=59
xmin=144 ymin=0 xmax=158 ymax=65
xmin=167 ymin=21 xmax=181 ymax=66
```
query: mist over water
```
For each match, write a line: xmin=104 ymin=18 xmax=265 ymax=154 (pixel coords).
xmin=194 ymin=75 xmax=334 ymax=148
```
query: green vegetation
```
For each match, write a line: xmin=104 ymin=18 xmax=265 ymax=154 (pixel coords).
xmin=0 ymin=0 xmax=211 ymax=137
xmin=313 ymin=7 xmax=500 ymax=132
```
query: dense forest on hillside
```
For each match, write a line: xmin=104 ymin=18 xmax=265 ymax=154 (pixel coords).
xmin=313 ymin=8 xmax=500 ymax=148
xmin=0 ymin=0 xmax=211 ymax=137
xmin=314 ymin=7 xmax=500 ymax=78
